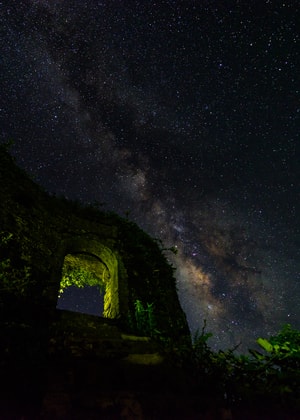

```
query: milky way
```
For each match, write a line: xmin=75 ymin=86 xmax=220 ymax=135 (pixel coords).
xmin=1 ymin=0 xmax=299 ymax=351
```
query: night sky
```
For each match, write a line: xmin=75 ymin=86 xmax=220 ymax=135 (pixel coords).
xmin=1 ymin=0 xmax=299 ymax=352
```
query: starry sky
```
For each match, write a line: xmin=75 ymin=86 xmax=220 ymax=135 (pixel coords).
xmin=1 ymin=0 xmax=299 ymax=352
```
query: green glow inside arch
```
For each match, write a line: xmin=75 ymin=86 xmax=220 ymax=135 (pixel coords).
xmin=58 ymin=253 xmax=107 ymax=297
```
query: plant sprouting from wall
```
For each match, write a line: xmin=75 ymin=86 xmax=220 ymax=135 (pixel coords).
xmin=127 ymin=299 xmax=158 ymax=337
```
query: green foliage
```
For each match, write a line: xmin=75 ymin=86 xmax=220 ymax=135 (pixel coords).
xmin=250 ymin=324 xmax=300 ymax=364
xmin=59 ymin=265 xmax=105 ymax=296
xmin=0 ymin=231 xmax=34 ymax=296
xmin=0 ymin=231 xmax=13 ymax=245
xmin=256 ymin=337 xmax=274 ymax=353
xmin=192 ymin=320 xmax=213 ymax=365
xmin=193 ymin=320 xmax=213 ymax=348
xmin=225 ymin=325 xmax=300 ymax=406
xmin=160 ymin=320 xmax=213 ymax=371
xmin=167 ymin=322 xmax=300 ymax=410
xmin=269 ymin=323 xmax=300 ymax=352
xmin=251 ymin=324 xmax=300 ymax=378
xmin=128 ymin=299 xmax=159 ymax=338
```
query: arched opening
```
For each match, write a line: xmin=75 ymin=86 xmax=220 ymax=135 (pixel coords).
xmin=55 ymin=238 xmax=121 ymax=318
xmin=56 ymin=253 xmax=108 ymax=317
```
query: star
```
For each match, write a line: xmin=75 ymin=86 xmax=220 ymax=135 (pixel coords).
xmin=1 ymin=0 xmax=299 ymax=351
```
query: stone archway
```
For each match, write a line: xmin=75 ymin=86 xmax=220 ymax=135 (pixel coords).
xmin=56 ymin=237 xmax=120 ymax=319
xmin=57 ymin=252 xmax=107 ymax=316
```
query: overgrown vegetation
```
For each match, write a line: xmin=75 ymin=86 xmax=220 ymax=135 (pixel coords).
xmin=58 ymin=254 xmax=106 ymax=297
xmin=1 ymin=143 xmax=299 ymax=414
xmin=182 ymin=322 xmax=300 ymax=410
xmin=0 ymin=231 xmax=34 ymax=296
xmin=125 ymin=294 xmax=300 ymax=411
xmin=1 ymin=228 xmax=300 ymax=412
xmin=127 ymin=299 xmax=159 ymax=338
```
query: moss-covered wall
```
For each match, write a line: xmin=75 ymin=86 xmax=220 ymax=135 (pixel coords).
xmin=0 ymin=145 xmax=190 ymax=343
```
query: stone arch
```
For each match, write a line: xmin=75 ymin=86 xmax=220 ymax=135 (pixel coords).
xmin=56 ymin=236 xmax=120 ymax=319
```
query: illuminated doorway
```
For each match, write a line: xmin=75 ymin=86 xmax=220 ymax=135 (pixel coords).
xmin=56 ymin=253 xmax=108 ymax=317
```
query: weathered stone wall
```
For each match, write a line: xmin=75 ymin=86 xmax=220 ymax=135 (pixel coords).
xmin=0 ymin=153 xmax=126 ymax=318
xmin=0 ymin=146 xmax=190 ymax=342
xmin=0 ymin=145 xmax=192 ymax=416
